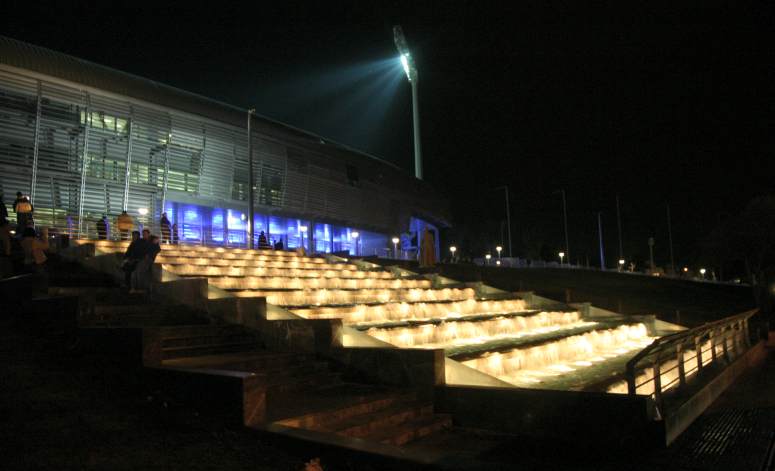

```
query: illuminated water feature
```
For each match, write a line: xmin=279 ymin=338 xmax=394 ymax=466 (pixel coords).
xmin=365 ymin=311 xmax=597 ymax=349
xmin=462 ymin=324 xmax=656 ymax=388
xmin=292 ymin=298 xmax=528 ymax=325
xmin=81 ymin=240 xmax=667 ymax=392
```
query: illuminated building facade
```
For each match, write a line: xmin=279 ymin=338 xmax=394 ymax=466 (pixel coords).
xmin=0 ymin=36 xmax=448 ymax=257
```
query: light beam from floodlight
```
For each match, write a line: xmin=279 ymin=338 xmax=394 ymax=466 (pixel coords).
xmin=393 ymin=25 xmax=423 ymax=180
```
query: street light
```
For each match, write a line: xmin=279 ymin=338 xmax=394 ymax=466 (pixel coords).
xmin=496 ymin=260 xmax=501 ymax=266
xmin=700 ymin=268 xmax=706 ymax=278
xmin=299 ymin=225 xmax=308 ymax=251
xmin=496 ymin=246 xmax=502 ymax=260
xmin=449 ymin=245 xmax=457 ymax=262
xmin=392 ymin=237 xmax=400 ymax=259
xmin=351 ymin=231 xmax=359 ymax=256
xmin=558 ymin=251 xmax=565 ymax=265
xmin=485 ymin=253 xmax=492 ymax=265
xmin=618 ymin=259 xmax=625 ymax=271
xmin=393 ymin=25 xmax=422 ymax=180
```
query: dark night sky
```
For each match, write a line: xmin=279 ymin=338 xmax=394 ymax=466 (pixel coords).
xmin=4 ymin=2 xmax=774 ymax=268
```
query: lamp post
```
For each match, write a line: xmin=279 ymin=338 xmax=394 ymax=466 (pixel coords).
xmin=485 ymin=253 xmax=492 ymax=266
xmin=554 ymin=189 xmax=570 ymax=262
xmin=700 ymin=268 xmax=706 ymax=279
xmin=493 ymin=186 xmax=512 ymax=257
xmin=299 ymin=225 xmax=308 ymax=251
xmin=393 ymin=26 xmax=422 ymax=180
xmin=558 ymin=251 xmax=565 ymax=265
xmin=351 ymin=231 xmax=360 ymax=256
xmin=392 ymin=237 xmax=399 ymax=259
xmin=496 ymin=245 xmax=502 ymax=261
xmin=449 ymin=245 xmax=457 ymax=263
xmin=618 ymin=259 xmax=625 ymax=271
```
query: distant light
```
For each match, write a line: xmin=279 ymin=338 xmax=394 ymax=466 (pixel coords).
xmin=496 ymin=260 xmax=501 ymax=266
xmin=138 ymin=207 xmax=148 ymax=216
xmin=400 ymin=54 xmax=410 ymax=78
xmin=299 ymin=225 xmax=308 ymax=232
xmin=700 ymin=268 xmax=707 ymax=275
xmin=683 ymin=267 xmax=689 ymax=272
xmin=485 ymin=254 xmax=492 ymax=260
xmin=618 ymin=259 xmax=625 ymax=265
xmin=449 ymin=246 xmax=457 ymax=253
xmin=351 ymin=231 xmax=359 ymax=238
xmin=496 ymin=246 xmax=502 ymax=252
xmin=391 ymin=237 xmax=399 ymax=244
xmin=240 ymin=213 xmax=247 ymax=221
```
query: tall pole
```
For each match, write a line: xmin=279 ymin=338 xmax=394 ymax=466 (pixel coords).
xmin=247 ymin=109 xmax=255 ymax=249
xmin=597 ymin=211 xmax=605 ymax=269
xmin=616 ymin=194 xmax=623 ymax=260
xmin=666 ymin=203 xmax=675 ymax=274
xmin=504 ymin=185 xmax=512 ymax=257
xmin=561 ymin=189 xmax=570 ymax=262
xmin=411 ymin=79 xmax=423 ymax=180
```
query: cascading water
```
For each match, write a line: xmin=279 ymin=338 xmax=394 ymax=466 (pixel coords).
xmin=462 ymin=324 xmax=656 ymax=387
xmin=365 ymin=311 xmax=596 ymax=349
xmin=292 ymin=298 xmax=528 ymax=325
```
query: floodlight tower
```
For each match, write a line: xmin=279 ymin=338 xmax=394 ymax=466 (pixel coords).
xmin=393 ymin=25 xmax=423 ymax=180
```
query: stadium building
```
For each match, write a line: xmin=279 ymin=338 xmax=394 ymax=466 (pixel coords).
xmin=0 ymin=36 xmax=448 ymax=258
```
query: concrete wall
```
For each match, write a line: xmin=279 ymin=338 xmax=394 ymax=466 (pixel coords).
xmin=331 ymin=347 xmax=445 ymax=401
xmin=436 ymin=385 xmax=663 ymax=449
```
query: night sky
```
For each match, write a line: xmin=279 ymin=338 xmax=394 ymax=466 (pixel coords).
xmin=4 ymin=2 xmax=774 ymax=269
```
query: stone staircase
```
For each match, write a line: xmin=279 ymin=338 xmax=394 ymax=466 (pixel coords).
xmin=149 ymin=323 xmax=451 ymax=446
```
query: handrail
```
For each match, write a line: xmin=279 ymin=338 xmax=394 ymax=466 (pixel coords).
xmin=625 ymin=309 xmax=758 ymax=413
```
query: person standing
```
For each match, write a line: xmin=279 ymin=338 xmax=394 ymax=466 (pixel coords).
xmin=117 ymin=211 xmax=133 ymax=240
xmin=122 ymin=231 xmax=144 ymax=291
xmin=160 ymin=213 xmax=171 ymax=244
xmin=96 ymin=215 xmax=108 ymax=240
xmin=0 ymin=193 xmax=8 ymax=223
xmin=21 ymin=226 xmax=49 ymax=275
xmin=13 ymin=192 xmax=33 ymax=235
xmin=171 ymin=222 xmax=179 ymax=245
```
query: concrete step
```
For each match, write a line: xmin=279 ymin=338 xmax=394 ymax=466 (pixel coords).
xmin=368 ymin=413 xmax=453 ymax=446
xmin=263 ymin=371 xmax=342 ymax=395
xmin=330 ymin=401 xmax=435 ymax=439
xmin=275 ymin=391 xmax=416 ymax=430
xmin=161 ymin=340 xmax=260 ymax=360
xmin=162 ymin=351 xmax=316 ymax=370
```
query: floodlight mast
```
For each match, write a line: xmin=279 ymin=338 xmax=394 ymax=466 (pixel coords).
xmin=393 ymin=25 xmax=423 ymax=180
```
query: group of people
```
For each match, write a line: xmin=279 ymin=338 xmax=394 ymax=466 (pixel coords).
xmin=0 ymin=192 xmax=49 ymax=277
xmin=121 ymin=229 xmax=161 ymax=294
xmin=257 ymin=230 xmax=284 ymax=250
xmin=99 ymin=211 xmax=179 ymax=243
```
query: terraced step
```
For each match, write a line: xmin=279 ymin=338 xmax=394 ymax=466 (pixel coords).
xmin=274 ymin=389 xmax=417 ymax=429
xmin=232 ymin=287 xmax=476 ymax=307
xmin=164 ymin=264 xmax=394 ymax=279
xmin=262 ymin=370 xmax=343 ymax=395
xmin=292 ymin=297 xmax=528 ymax=326
xmin=330 ymin=401 xmax=435 ymax=438
xmin=368 ymin=413 xmax=453 ymax=446
xmin=156 ymin=256 xmax=352 ymax=270
xmin=205 ymin=276 xmax=430 ymax=291
xmin=162 ymin=351 xmax=316 ymax=370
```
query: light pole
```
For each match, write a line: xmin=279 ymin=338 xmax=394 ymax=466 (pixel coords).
xmin=618 ymin=259 xmax=625 ymax=271
xmin=493 ymin=186 xmax=512 ymax=257
xmin=554 ymin=189 xmax=570 ymax=262
xmin=485 ymin=253 xmax=492 ymax=265
xmin=394 ymin=26 xmax=422 ymax=180
xmin=247 ymin=109 xmax=255 ymax=249
xmin=351 ymin=231 xmax=360 ymax=256
xmin=299 ymin=225 xmax=308 ymax=252
xmin=392 ymin=237 xmax=399 ymax=259
xmin=496 ymin=245 xmax=502 ymax=261
xmin=597 ymin=211 xmax=605 ymax=270
xmin=648 ymin=237 xmax=655 ymax=272
xmin=558 ymin=251 xmax=565 ymax=265
xmin=700 ymin=268 xmax=706 ymax=279
xmin=449 ymin=245 xmax=457 ymax=263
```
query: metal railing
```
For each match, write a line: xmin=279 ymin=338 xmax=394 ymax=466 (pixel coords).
xmin=625 ymin=309 xmax=757 ymax=412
